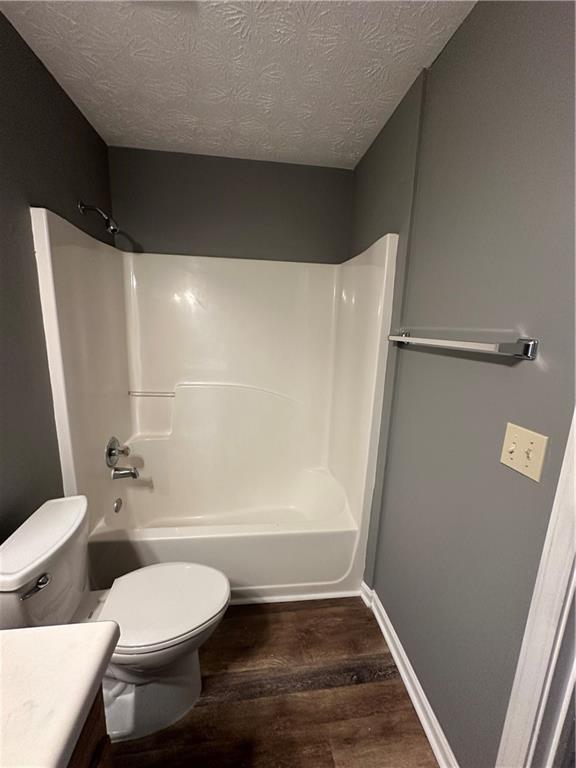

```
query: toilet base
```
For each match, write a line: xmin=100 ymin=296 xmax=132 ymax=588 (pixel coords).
xmin=102 ymin=649 xmax=202 ymax=741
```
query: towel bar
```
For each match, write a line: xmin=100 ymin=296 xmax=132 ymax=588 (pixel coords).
xmin=388 ymin=333 xmax=538 ymax=361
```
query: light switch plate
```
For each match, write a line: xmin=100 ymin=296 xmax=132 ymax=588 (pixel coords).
xmin=500 ymin=422 xmax=549 ymax=482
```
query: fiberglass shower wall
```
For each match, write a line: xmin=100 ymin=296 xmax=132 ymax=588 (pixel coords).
xmin=31 ymin=208 xmax=131 ymax=521
xmin=122 ymin=252 xmax=337 ymax=524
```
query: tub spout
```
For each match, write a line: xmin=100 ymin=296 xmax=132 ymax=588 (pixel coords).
xmin=111 ymin=466 xmax=139 ymax=480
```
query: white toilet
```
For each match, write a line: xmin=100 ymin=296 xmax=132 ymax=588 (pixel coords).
xmin=0 ymin=495 xmax=230 ymax=741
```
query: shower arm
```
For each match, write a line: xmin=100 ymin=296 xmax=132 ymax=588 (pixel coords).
xmin=78 ymin=200 xmax=119 ymax=234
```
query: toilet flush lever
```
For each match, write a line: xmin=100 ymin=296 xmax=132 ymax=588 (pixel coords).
xmin=105 ymin=436 xmax=131 ymax=468
xmin=20 ymin=573 xmax=51 ymax=601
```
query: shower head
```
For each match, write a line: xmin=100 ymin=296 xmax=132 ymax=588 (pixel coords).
xmin=78 ymin=201 xmax=119 ymax=235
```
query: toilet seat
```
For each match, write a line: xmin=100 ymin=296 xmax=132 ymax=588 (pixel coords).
xmin=98 ymin=562 xmax=230 ymax=655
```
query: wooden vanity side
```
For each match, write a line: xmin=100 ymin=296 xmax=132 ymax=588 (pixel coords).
xmin=68 ymin=689 xmax=112 ymax=768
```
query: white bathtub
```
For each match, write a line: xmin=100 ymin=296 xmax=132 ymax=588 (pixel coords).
xmin=89 ymin=469 xmax=360 ymax=601
xmin=32 ymin=212 xmax=398 ymax=603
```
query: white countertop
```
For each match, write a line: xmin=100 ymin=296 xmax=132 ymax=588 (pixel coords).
xmin=0 ymin=621 xmax=119 ymax=768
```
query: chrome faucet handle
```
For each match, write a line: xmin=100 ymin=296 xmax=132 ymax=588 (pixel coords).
xmin=105 ymin=436 xmax=130 ymax=468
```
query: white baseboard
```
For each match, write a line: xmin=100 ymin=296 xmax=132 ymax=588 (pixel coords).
xmin=361 ymin=582 xmax=459 ymax=768
xmin=360 ymin=580 xmax=373 ymax=607
xmin=230 ymin=588 xmax=361 ymax=606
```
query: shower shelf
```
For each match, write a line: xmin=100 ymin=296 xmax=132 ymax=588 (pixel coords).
xmin=388 ymin=332 xmax=539 ymax=361
xmin=129 ymin=390 xmax=175 ymax=397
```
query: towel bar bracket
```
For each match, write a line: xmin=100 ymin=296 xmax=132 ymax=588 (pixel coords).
xmin=497 ymin=338 xmax=538 ymax=360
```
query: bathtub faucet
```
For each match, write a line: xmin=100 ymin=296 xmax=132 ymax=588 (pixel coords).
xmin=111 ymin=466 xmax=139 ymax=480
xmin=106 ymin=436 xmax=138 ymax=479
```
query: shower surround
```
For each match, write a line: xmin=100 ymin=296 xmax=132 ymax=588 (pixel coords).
xmin=31 ymin=209 xmax=397 ymax=600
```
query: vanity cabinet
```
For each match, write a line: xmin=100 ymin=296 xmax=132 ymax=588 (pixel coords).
xmin=0 ymin=623 xmax=119 ymax=768
xmin=68 ymin=690 xmax=112 ymax=768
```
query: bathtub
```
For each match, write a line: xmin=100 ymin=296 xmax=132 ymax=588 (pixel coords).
xmin=33 ymin=212 xmax=398 ymax=603
xmin=89 ymin=468 xmax=360 ymax=601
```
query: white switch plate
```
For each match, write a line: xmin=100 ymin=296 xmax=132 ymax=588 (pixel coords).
xmin=500 ymin=422 xmax=549 ymax=482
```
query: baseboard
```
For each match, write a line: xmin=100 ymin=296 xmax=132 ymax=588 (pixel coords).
xmin=230 ymin=588 xmax=362 ymax=606
xmin=360 ymin=580 xmax=373 ymax=607
xmin=361 ymin=582 xmax=459 ymax=768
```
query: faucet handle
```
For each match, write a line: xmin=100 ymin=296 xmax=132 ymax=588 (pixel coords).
xmin=105 ymin=436 xmax=130 ymax=468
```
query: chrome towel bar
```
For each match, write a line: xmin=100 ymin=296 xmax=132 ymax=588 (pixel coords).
xmin=388 ymin=332 xmax=538 ymax=361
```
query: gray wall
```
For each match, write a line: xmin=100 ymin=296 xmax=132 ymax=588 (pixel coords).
xmin=352 ymin=72 xmax=424 ymax=258
xmin=362 ymin=3 xmax=575 ymax=767
xmin=352 ymin=73 xmax=426 ymax=583
xmin=0 ymin=13 xmax=113 ymax=542
xmin=109 ymin=147 xmax=353 ymax=263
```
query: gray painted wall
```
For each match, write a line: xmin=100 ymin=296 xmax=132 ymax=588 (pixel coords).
xmin=362 ymin=3 xmax=574 ymax=767
xmin=0 ymin=13 xmax=112 ymax=542
xmin=352 ymin=72 xmax=424 ymax=259
xmin=109 ymin=147 xmax=353 ymax=263
xmin=352 ymin=73 xmax=425 ymax=584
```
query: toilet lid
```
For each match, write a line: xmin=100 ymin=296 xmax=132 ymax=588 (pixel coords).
xmin=98 ymin=563 xmax=230 ymax=653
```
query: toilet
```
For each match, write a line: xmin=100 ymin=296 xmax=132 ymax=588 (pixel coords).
xmin=0 ymin=495 xmax=230 ymax=741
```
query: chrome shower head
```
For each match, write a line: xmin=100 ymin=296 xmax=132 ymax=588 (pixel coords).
xmin=78 ymin=201 xmax=119 ymax=235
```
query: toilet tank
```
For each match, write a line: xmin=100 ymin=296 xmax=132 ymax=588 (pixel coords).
xmin=0 ymin=496 xmax=89 ymax=629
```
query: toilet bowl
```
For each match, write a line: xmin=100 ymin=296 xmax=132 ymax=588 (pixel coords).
xmin=80 ymin=562 xmax=229 ymax=740
xmin=0 ymin=496 xmax=230 ymax=741
xmin=75 ymin=561 xmax=229 ymax=740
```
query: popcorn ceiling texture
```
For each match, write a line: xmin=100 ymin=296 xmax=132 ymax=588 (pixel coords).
xmin=1 ymin=1 xmax=473 ymax=168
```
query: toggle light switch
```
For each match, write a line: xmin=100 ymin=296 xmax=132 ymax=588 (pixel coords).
xmin=500 ymin=422 xmax=549 ymax=482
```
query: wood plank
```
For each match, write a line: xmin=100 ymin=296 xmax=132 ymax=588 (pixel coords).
xmin=328 ymin=705 xmax=438 ymax=768
xmin=297 ymin=605 xmax=389 ymax=664
xmin=200 ymin=598 xmax=388 ymax=676
xmin=116 ymin=681 xmax=419 ymax=753
xmin=200 ymin=605 xmax=308 ymax=675
xmin=225 ymin=598 xmax=364 ymax=617
xmin=200 ymin=653 xmax=398 ymax=706
xmin=114 ymin=735 xmax=335 ymax=768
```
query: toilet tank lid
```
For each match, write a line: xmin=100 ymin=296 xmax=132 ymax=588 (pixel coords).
xmin=0 ymin=496 xmax=87 ymax=591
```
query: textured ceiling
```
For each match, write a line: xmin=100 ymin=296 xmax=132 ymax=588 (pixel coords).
xmin=2 ymin=1 xmax=473 ymax=168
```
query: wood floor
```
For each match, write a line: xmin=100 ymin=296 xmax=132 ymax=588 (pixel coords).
xmin=112 ymin=598 xmax=437 ymax=768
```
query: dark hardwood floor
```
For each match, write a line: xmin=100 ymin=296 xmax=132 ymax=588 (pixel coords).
xmin=112 ymin=598 xmax=437 ymax=767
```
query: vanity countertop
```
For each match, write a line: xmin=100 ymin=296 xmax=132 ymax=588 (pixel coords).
xmin=0 ymin=621 xmax=119 ymax=768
